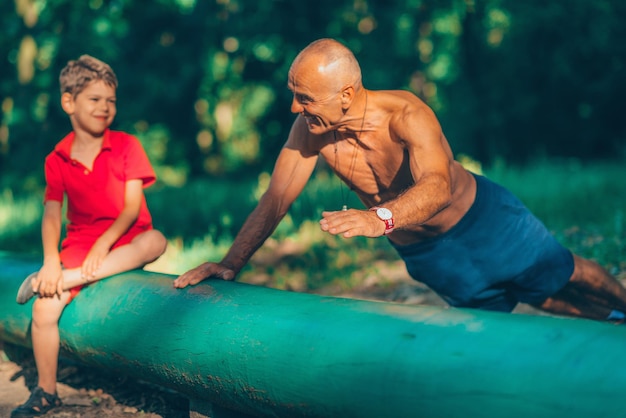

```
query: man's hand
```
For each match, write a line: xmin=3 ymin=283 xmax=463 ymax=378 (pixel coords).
xmin=35 ymin=262 xmax=64 ymax=298
xmin=320 ymin=209 xmax=385 ymax=238
xmin=173 ymin=262 xmax=236 ymax=289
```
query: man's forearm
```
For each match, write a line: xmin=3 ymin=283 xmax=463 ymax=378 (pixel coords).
xmin=220 ymin=195 xmax=286 ymax=274
xmin=386 ymin=172 xmax=452 ymax=229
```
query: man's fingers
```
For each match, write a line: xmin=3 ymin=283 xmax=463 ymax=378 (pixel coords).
xmin=172 ymin=274 xmax=191 ymax=288
xmin=187 ymin=273 xmax=206 ymax=286
xmin=173 ymin=268 xmax=204 ymax=288
xmin=320 ymin=209 xmax=383 ymax=238
xmin=174 ymin=264 xmax=235 ymax=288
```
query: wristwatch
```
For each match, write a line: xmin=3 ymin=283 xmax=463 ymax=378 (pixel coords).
xmin=370 ymin=207 xmax=395 ymax=235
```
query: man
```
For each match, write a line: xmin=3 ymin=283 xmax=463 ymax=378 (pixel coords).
xmin=174 ymin=38 xmax=626 ymax=322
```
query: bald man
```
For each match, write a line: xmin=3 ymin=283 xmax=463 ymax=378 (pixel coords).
xmin=175 ymin=38 xmax=626 ymax=322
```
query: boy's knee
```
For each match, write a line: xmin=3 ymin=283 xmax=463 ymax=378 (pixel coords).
xmin=150 ymin=230 xmax=167 ymax=253
xmin=139 ymin=229 xmax=167 ymax=260
xmin=32 ymin=300 xmax=64 ymax=327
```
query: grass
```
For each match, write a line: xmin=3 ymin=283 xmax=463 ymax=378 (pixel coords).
xmin=0 ymin=189 xmax=44 ymax=253
xmin=485 ymin=159 xmax=626 ymax=273
xmin=1 ymin=159 xmax=625 ymax=293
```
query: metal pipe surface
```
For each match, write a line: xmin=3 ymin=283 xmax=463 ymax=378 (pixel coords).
xmin=1 ymin=251 xmax=625 ymax=418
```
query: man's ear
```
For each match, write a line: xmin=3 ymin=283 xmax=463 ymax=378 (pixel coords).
xmin=60 ymin=92 xmax=74 ymax=115
xmin=340 ymin=85 xmax=355 ymax=109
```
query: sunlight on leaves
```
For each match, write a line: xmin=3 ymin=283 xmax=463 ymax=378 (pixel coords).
xmin=17 ymin=35 xmax=37 ymax=84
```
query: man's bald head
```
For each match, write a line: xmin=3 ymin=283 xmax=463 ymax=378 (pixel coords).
xmin=290 ymin=38 xmax=363 ymax=92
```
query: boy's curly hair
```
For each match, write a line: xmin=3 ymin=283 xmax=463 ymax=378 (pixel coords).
xmin=59 ymin=55 xmax=118 ymax=96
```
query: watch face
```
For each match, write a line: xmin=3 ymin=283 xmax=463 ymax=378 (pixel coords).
xmin=376 ymin=207 xmax=393 ymax=220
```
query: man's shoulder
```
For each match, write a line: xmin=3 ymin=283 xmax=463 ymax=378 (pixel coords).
xmin=375 ymin=89 xmax=426 ymax=108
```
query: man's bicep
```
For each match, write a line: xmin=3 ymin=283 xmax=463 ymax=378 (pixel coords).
xmin=397 ymin=108 xmax=452 ymax=183
xmin=408 ymin=135 xmax=451 ymax=184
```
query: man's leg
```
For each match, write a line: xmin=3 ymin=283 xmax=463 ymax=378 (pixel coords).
xmin=535 ymin=255 xmax=626 ymax=320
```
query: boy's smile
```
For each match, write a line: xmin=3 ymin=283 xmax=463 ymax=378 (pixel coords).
xmin=63 ymin=80 xmax=117 ymax=138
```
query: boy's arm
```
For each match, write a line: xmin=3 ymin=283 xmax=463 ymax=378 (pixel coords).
xmin=81 ymin=179 xmax=144 ymax=280
xmin=36 ymin=201 xmax=64 ymax=297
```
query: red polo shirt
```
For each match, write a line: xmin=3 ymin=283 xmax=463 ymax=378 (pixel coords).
xmin=44 ymin=129 xmax=156 ymax=268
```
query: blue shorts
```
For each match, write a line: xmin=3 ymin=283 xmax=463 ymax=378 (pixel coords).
xmin=391 ymin=174 xmax=574 ymax=312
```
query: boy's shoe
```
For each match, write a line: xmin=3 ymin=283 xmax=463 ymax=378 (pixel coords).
xmin=11 ymin=386 xmax=62 ymax=417
xmin=16 ymin=272 xmax=38 ymax=305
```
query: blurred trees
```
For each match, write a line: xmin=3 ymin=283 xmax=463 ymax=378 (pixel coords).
xmin=1 ymin=0 xmax=625 ymax=191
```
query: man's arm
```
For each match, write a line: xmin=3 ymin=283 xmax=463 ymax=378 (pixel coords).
xmin=380 ymin=102 xmax=453 ymax=228
xmin=81 ymin=179 xmax=144 ymax=280
xmin=174 ymin=117 xmax=320 ymax=288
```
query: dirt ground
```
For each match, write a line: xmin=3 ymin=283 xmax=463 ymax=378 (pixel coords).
xmin=0 ymin=341 xmax=190 ymax=418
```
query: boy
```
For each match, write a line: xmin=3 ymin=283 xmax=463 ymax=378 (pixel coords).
xmin=12 ymin=55 xmax=167 ymax=417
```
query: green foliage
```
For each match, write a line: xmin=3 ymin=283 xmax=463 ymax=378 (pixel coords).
xmin=1 ymin=0 xmax=625 ymax=292
xmin=2 ymin=0 xmax=626 ymax=192
xmin=0 ymin=188 xmax=43 ymax=253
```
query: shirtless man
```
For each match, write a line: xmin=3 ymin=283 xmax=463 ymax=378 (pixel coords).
xmin=174 ymin=38 xmax=626 ymax=322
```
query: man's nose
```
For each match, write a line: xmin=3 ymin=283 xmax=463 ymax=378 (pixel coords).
xmin=291 ymin=97 xmax=303 ymax=114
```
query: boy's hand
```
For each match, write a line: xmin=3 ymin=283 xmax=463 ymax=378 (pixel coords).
xmin=36 ymin=262 xmax=64 ymax=298
xmin=82 ymin=240 xmax=110 ymax=282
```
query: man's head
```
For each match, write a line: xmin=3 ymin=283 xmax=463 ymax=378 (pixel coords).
xmin=288 ymin=39 xmax=363 ymax=134
xmin=59 ymin=55 xmax=118 ymax=97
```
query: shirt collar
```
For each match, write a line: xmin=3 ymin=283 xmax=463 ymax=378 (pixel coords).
xmin=54 ymin=129 xmax=112 ymax=160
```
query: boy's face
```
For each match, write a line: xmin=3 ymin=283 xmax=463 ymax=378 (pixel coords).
xmin=61 ymin=80 xmax=117 ymax=137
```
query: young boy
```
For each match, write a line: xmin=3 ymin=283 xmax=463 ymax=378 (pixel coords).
xmin=12 ymin=55 xmax=167 ymax=417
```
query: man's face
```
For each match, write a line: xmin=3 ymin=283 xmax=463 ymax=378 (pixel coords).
xmin=288 ymin=64 xmax=344 ymax=135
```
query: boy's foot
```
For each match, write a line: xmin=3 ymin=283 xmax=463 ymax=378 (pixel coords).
xmin=11 ymin=386 xmax=62 ymax=417
xmin=16 ymin=272 xmax=38 ymax=304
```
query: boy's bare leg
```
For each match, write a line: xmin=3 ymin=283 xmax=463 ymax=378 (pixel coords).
xmin=31 ymin=292 xmax=70 ymax=394
xmin=62 ymin=229 xmax=167 ymax=289
xmin=18 ymin=230 xmax=166 ymax=305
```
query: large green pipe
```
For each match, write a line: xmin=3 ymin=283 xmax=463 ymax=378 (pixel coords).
xmin=1 ymin=251 xmax=625 ymax=418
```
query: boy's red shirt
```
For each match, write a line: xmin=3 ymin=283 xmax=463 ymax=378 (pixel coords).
xmin=44 ymin=129 xmax=156 ymax=265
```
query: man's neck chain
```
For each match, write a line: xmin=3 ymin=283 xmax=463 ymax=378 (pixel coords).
xmin=334 ymin=90 xmax=368 ymax=211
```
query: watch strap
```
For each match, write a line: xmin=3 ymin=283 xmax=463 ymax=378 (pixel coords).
xmin=370 ymin=207 xmax=395 ymax=235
